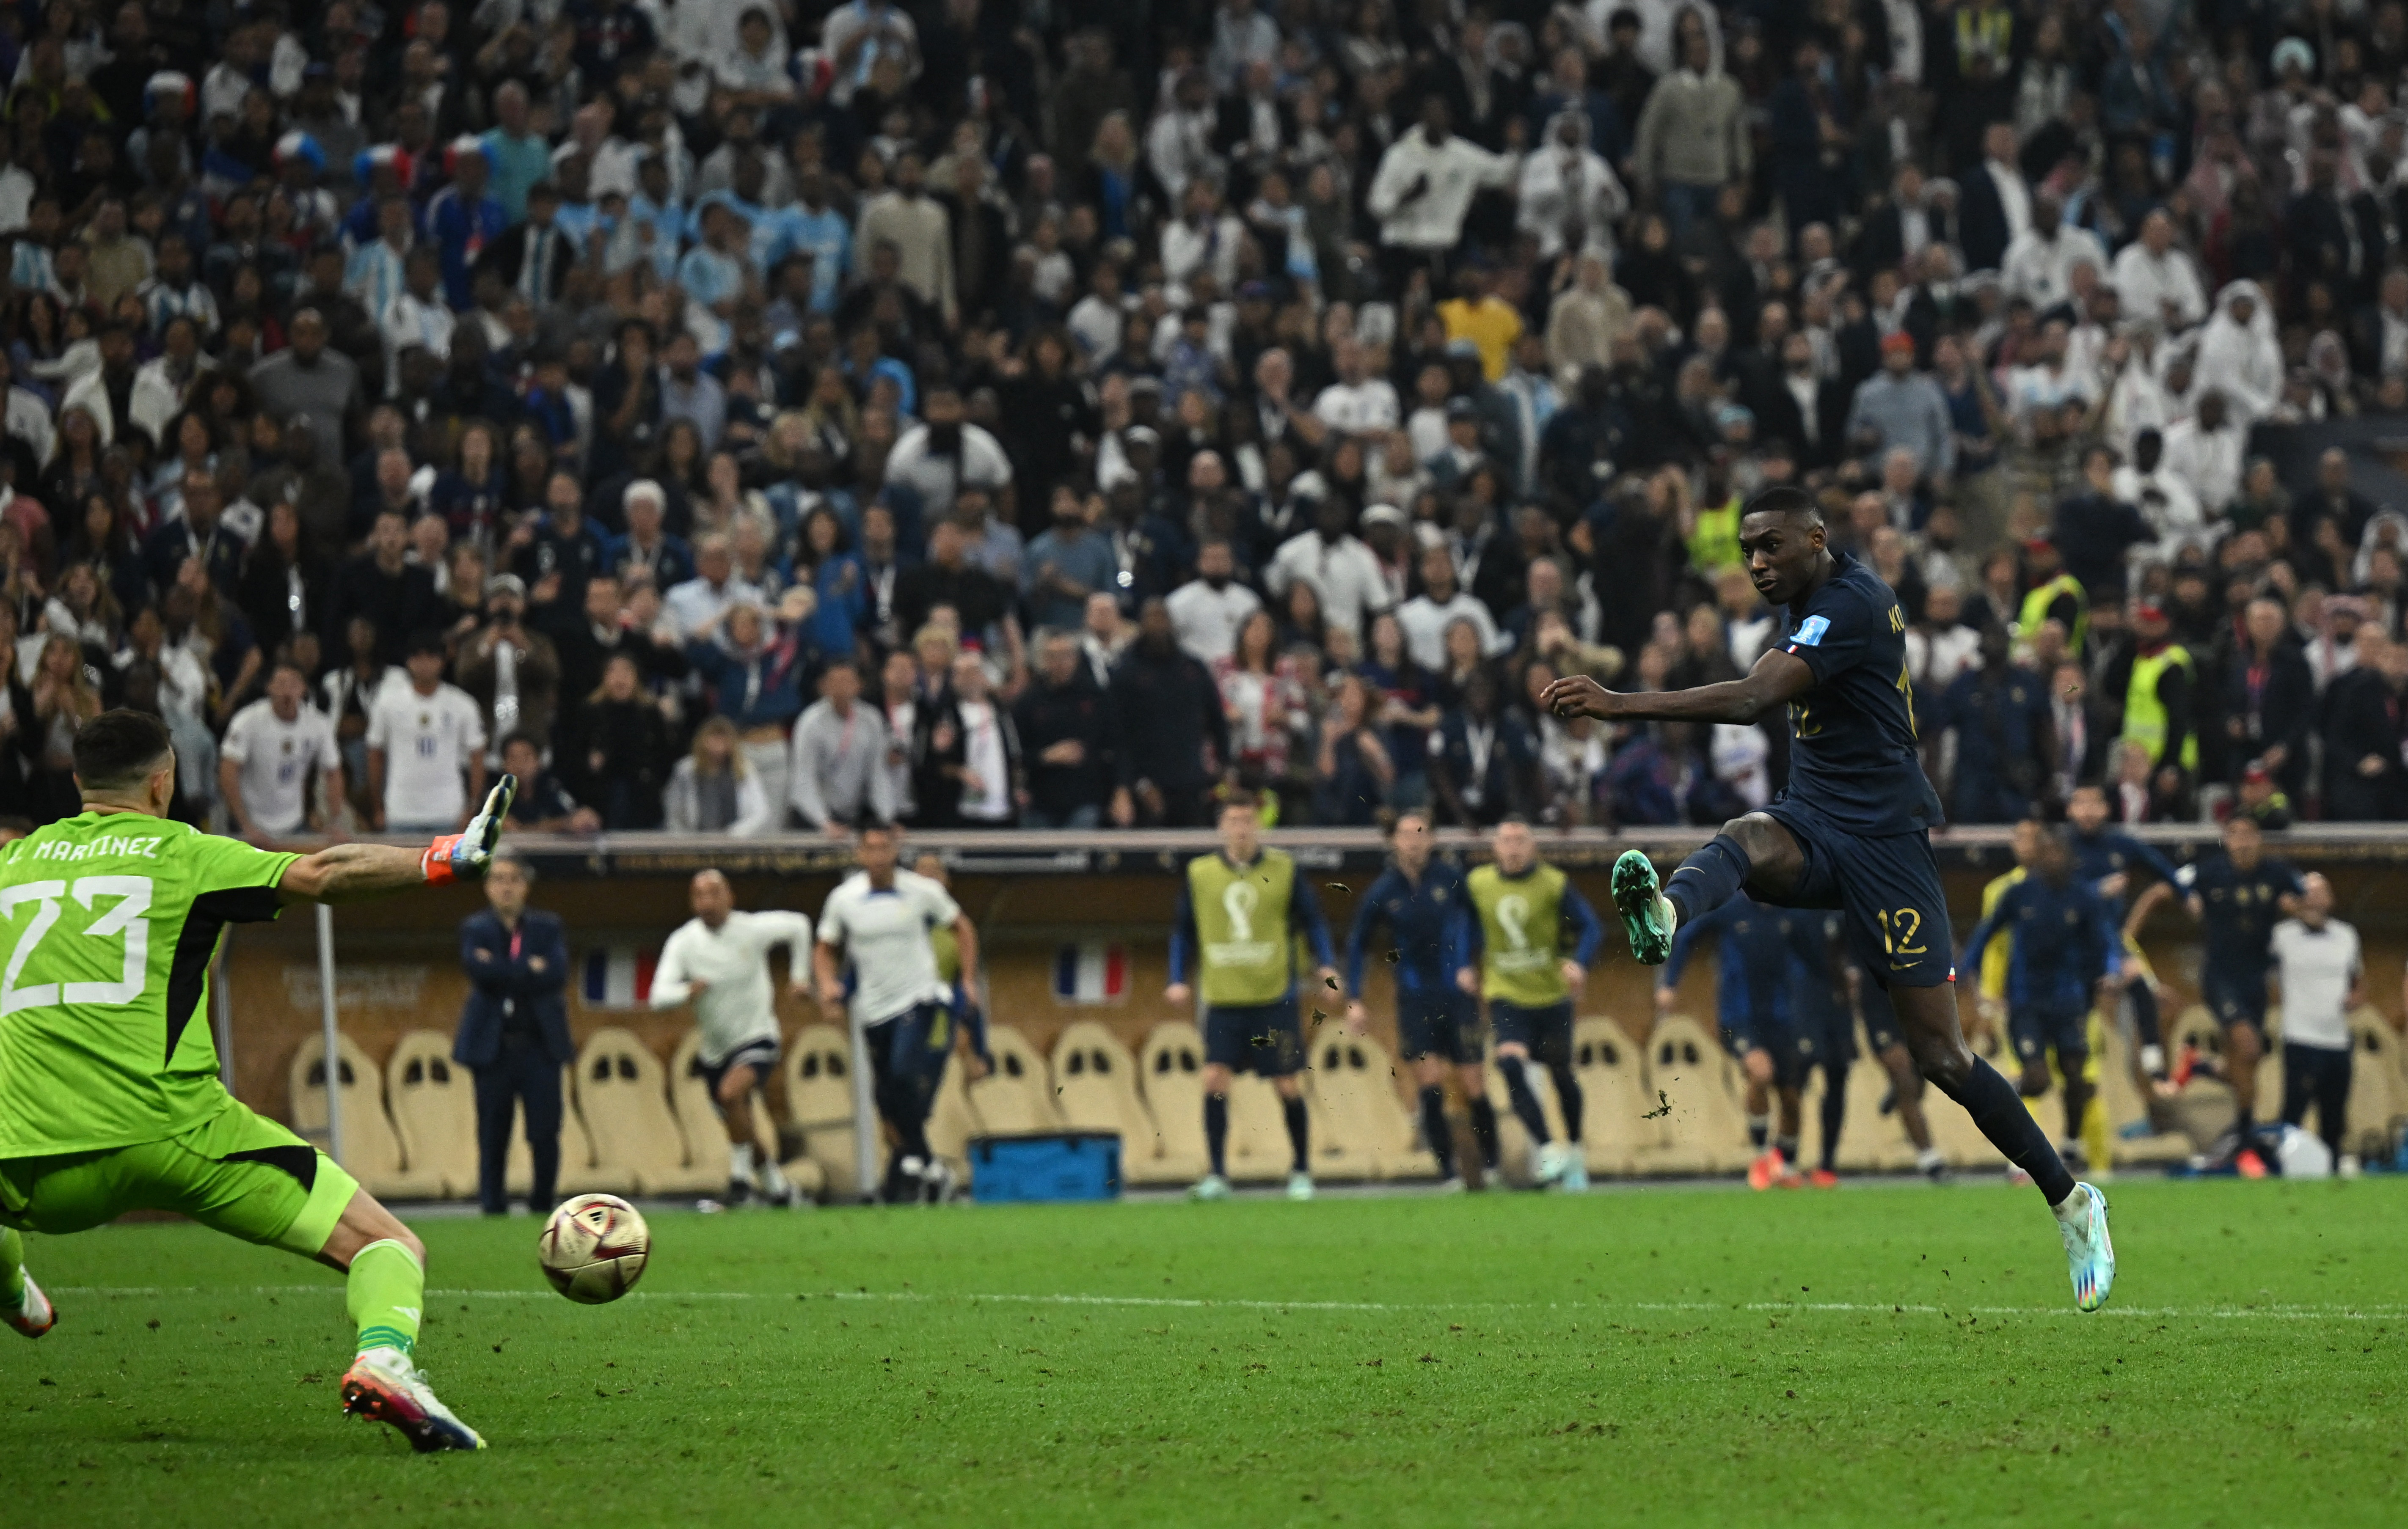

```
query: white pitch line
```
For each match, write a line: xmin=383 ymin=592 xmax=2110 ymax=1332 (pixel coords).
xmin=50 ymin=1286 xmax=2408 ymax=1322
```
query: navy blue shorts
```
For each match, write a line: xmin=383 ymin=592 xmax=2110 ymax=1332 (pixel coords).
xmin=695 ymin=1038 xmax=780 ymax=1100
xmin=1723 ymin=1009 xmax=1816 ymax=1090
xmin=1799 ymin=1003 xmax=1856 ymax=1068
xmin=1397 ymin=991 xmax=1481 ymax=1064
xmin=1490 ymin=999 xmax=1573 ymax=1067
xmin=2009 ymin=1003 xmax=2090 ymax=1066
xmin=1764 ymin=800 xmax=1954 ymax=990
xmin=1204 ymin=999 xmax=1305 ymax=1077
xmin=2203 ymin=965 xmax=2270 ymax=1037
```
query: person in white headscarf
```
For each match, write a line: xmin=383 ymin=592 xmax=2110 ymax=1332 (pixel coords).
xmin=1517 ymin=110 xmax=1628 ymax=263
xmin=2193 ymin=280 xmax=2284 ymax=423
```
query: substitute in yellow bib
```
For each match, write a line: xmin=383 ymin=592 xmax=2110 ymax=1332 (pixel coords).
xmin=1165 ymin=794 xmax=1337 ymax=1202
xmin=1457 ymin=820 xmax=1603 ymax=1189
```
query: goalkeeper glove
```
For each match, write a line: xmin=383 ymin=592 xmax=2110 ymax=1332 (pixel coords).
xmin=423 ymin=774 xmax=518 ymax=884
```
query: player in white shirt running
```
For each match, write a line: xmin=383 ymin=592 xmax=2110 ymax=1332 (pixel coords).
xmin=365 ymin=631 xmax=488 ymax=834
xmin=220 ymin=660 xmax=346 ymax=838
xmin=650 ymin=869 xmax=815 ymax=1206
xmin=2269 ymin=874 xmax=2364 ymax=1174
xmin=813 ymin=823 xmax=983 ymax=1201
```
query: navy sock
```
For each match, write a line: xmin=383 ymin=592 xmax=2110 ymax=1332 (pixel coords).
xmin=1747 ymin=1114 xmax=1769 ymax=1150
xmin=1665 ymin=833 xmax=1753 ymax=926
xmin=1932 ymin=1055 xmax=2077 ymax=1204
xmin=1548 ymin=1064 xmax=1584 ymax=1144
xmin=1467 ymin=1097 xmax=1501 ymax=1170
xmin=1282 ymin=1094 xmax=1310 ymax=1174
xmin=2128 ymin=981 xmax=2161 ymax=1049
xmin=1774 ymin=1133 xmax=1799 ymax=1163
xmin=1204 ymin=1094 xmax=1229 ymax=1177
xmin=1418 ymin=1086 xmax=1456 ymax=1176
xmin=1499 ymin=1057 xmax=1551 ymax=1144
xmin=1819 ymin=1070 xmax=1847 ymax=1172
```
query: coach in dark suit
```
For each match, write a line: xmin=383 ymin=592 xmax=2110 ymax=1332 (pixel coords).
xmin=454 ymin=852 xmax=573 ymax=1215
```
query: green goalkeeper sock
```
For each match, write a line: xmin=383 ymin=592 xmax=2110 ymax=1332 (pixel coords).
xmin=0 ymin=1228 xmax=25 ymax=1309
xmin=348 ymin=1238 xmax=424 ymax=1359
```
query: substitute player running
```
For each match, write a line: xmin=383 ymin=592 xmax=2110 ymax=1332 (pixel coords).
xmin=650 ymin=869 xmax=813 ymax=1207
xmin=1661 ymin=893 xmax=1808 ymax=1189
xmin=2270 ymin=874 xmax=2363 ymax=1174
xmin=1460 ymin=818 xmax=1602 ymax=1191
xmin=1960 ymin=828 xmax=2122 ymax=1174
xmin=0 ymin=710 xmax=513 ymax=1449
xmin=814 ymin=823 xmax=983 ymax=1202
xmin=1542 ymin=484 xmax=2115 ymax=1311
xmin=2138 ymin=814 xmax=2303 ymax=1175
xmin=2066 ymin=784 xmax=2183 ymax=1080
xmin=1343 ymin=811 xmax=1499 ymax=1190
xmin=1167 ymin=793 xmax=1337 ymax=1202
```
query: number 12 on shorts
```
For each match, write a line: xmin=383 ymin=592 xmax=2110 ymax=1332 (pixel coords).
xmin=1876 ymin=907 xmax=1926 ymax=957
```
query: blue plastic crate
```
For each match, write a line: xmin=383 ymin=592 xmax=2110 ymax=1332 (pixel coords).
xmin=968 ymin=1132 xmax=1123 ymax=1203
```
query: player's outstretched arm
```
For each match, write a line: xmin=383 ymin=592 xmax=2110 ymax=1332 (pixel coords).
xmin=278 ymin=776 xmax=517 ymax=905
xmin=1542 ymin=649 xmax=1814 ymax=725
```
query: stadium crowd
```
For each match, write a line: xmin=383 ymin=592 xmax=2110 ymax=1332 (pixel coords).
xmin=7 ymin=0 xmax=2408 ymax=838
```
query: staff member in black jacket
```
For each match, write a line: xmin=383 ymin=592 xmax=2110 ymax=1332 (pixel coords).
xmin=454 ymin=852 xmax=573 ymax=1215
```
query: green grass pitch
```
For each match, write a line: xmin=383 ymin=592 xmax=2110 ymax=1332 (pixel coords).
xmin=8 ymin=1179 xmax=2405 ymax=1527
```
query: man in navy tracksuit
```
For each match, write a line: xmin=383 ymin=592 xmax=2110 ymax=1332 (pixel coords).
xmin=1661 ymin=893 xmax=1816 ymax=1188
xmin=1962 ymin=828 xmax=2121 ymax=1172
xmin=1343 ymin=811 xmax=1500 ymax=1187
xmin=454 ymin=852 xmax=573 ymax=1214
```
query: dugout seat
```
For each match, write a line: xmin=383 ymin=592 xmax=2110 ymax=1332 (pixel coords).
xmin=1571 ymin=1018 xmax=1652 ymax=1177
xmin=968 ymin=1025 xmax=1065 ymax=1134
xmin=1050 ymin=1021 xmax=1169 ymax=1166
xmin=2163 ymin=1004 xmax=2240 ymax=1144
xmin=288 ymin=1033 xmax=437 ymax=1199
xmin=383 ymin=1029 xmax=480 ymax=1199
xmin=1132 ymin=1023 xmax=1213 ymax=1185
xmin=1307 ymin=1033 xmax=1437 ymax=1180
xmin=566 ymin=1029 xmax=686 ymax=1194
xmin=782 ymin=1023 xmax=860 ymax=1193
xmin=1634 ymin=1015 xmax=1751 ymax=1174
xmin=2345 ymin=1009 xmax=2408 ymax=1162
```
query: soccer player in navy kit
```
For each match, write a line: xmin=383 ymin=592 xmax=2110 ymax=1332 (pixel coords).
xmin=1543 ymin=486 xmax=2115 ymax=1311
xmin=2135 ymin=814 xmax=2303 ymax=1176
xmin=1660 ymin=894 xmax=1811 ymax=1190
xmin=1959 ymin=828 xmax=2124 ymax=1172
xmin=1343 ymin=811 xmax=1501 ymax=1189
xmin=2066 ymin=784 xmax=2184 ymax=1080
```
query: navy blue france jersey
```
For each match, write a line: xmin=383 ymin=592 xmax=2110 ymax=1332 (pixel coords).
xmin=2069 ymin=828 xmax=2180 ymax=913
xmin=1345 ymin=861 xmax=1468 ymax=998
xmin=1962 ymin=875 xmax=2122 ymax=1012
xmin=2176 ymin=853 xmax=2303 ymax=974
xmin=1776 ymin=550 xmax=1945 ymax=836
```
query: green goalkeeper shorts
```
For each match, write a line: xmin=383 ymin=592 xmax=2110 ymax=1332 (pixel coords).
xmin=0 ymin=1094 xmax=360 ymax=1259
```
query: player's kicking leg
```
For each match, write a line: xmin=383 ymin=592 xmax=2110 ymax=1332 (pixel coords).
xmin=329 ymin=1190 xmax=485 ymax=1451
xmin=0 ymin=1227 xmax=56 ymax=1337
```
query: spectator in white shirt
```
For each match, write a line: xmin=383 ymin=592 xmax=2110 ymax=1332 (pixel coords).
xmin=884 ymin=385 xmax=1013 ymax=519
xmin=2109 ymin=210 xmax=2208 ymax=333
xmin=220 ymin=660 xmax=345 ymax=838
xmin=2000 ymin=193 xmax=2108 ymax=312
xmin=2112 ymin=427 xmax=2208 ymax=555
xmin=1267 ymin=495 xmax=1391 ymax=648
xmin=1164 ymin=538 xmax=1262 ymax=663
xmin=365 ymin=630 xmax=489 ymax=833
xmin=1365 ymin=98 xmax=1516 ymax=282
xmin=1397 ymin=543 xmax=1505 ymax=670
xmin=665 ymin=534 xmax=769 ymax=640
xmin=1311 ymin=336 xmax=1401 ymax=437
xmin=2160 ymin=389 xmax=2246 ymax=515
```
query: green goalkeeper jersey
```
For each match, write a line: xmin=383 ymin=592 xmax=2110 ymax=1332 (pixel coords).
xmin=0 ymin=811 xmax=298 ymax=1158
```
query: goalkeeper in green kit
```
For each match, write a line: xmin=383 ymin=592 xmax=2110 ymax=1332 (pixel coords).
xmin=0 ymin=711 xmax=514 ymax=1452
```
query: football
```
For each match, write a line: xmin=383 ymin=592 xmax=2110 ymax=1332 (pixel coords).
xmin=537 ymin=1194 xmax=651 ymax=1304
